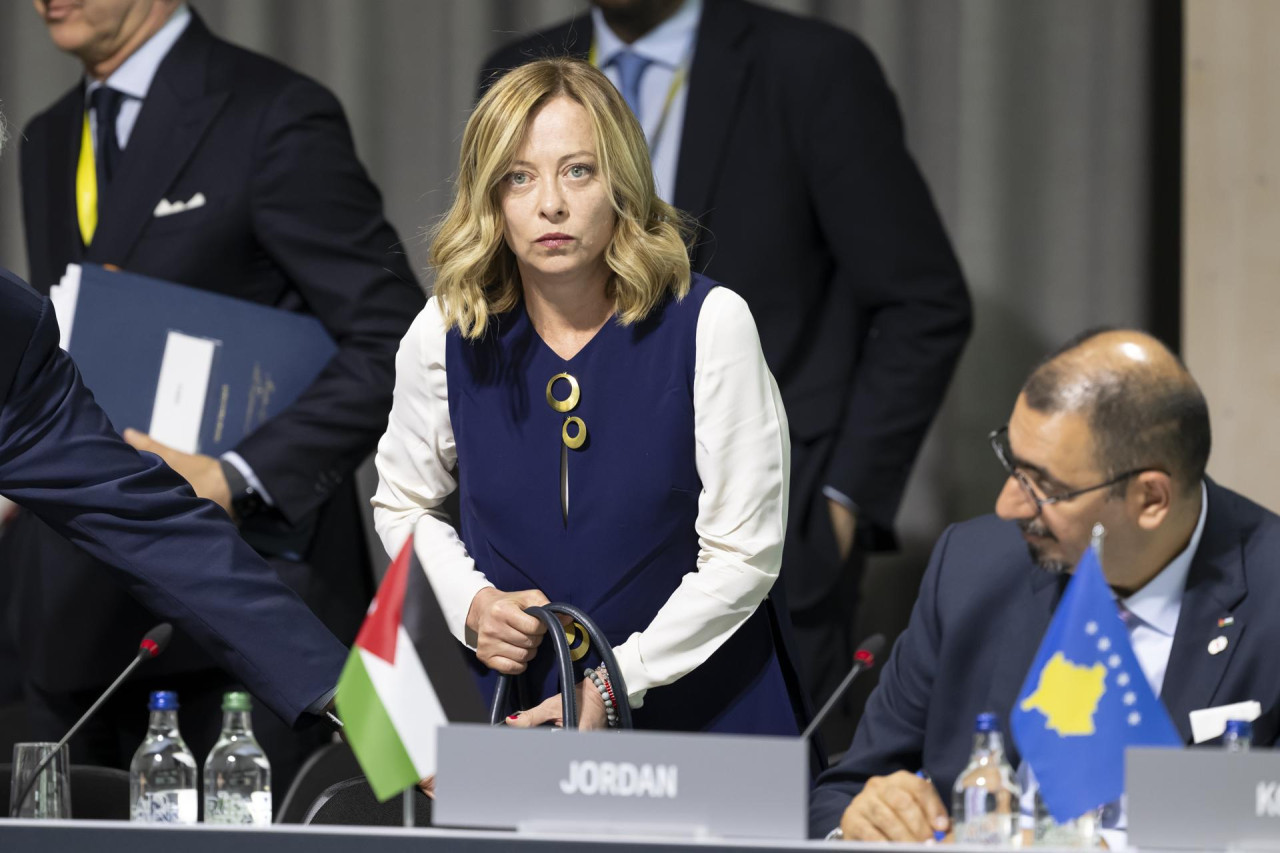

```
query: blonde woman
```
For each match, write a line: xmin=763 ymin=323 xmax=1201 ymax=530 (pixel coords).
xmin=374 ymin=59 xmax=801 ymax=734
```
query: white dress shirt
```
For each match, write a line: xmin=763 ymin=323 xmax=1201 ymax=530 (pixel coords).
xmin=591 ymin=0 xmax=701 ymax=203
xmin=1019 ymin=482 xmax=1209 ymax=848
xmin=85 ymin=3 xmax=190 ymax=150
xmin=372 ymin=287 xmax=790 ymax=706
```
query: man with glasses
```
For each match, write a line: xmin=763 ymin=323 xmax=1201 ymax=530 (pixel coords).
xmin=809 ymin=327 xmax=1280 ymax=842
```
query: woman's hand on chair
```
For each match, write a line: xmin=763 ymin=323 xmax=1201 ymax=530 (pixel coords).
xmin=466 ymin=587 xmax=551 ymax=674
xmin=505 ymin=678 xmax=608 ymax=730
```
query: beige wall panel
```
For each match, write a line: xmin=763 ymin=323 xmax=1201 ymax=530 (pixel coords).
xmin=1184 ymin=0 xmax=1280 ymax=512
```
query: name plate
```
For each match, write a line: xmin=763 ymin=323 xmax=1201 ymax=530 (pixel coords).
xmin=1128 ymin=747 xmax=1280 ymax=849
xmin=433 ymin=724 xmax=807 ymax=840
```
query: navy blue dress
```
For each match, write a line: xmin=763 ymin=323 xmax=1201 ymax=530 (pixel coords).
xmin=446 ymin=276 xmax=802 ymax=735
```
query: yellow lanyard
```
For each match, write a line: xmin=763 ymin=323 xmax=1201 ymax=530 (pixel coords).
xmin=589 ymin=43 xmax=688 ymax=159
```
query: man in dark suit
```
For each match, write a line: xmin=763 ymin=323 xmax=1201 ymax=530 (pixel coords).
xmin=481 ymin=0 xmax=973 ymax=744
xmin=15 ymin=0 xmax=423 ymax=785
xmin=0 ymin=264 xmax=346 ymax=732
xmin=810 ymin=329 xmax=1280 ymax=842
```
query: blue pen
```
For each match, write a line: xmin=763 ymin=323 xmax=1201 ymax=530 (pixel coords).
xmin=916 ymin=770 xmax=947 ymax=841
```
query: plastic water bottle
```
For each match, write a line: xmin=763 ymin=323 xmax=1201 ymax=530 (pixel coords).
xmin=204 ymin=690 xmax=272 ymax=824
xmin=1224 ymin=719 xmax=1253 ymax=752
xmin=952 ymin=712 xmax=1022 ymax=845
xmin=129 ymin=690 xmax=198 ymax=823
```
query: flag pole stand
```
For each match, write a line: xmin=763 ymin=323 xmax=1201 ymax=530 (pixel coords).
xmin=403 ymin=787 xmax=414 ymax=828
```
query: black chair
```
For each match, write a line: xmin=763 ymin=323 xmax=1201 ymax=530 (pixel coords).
xmin=0 ymin=763 xmax=131 ymax=820
xmin=274 ymin=740 xmax=362 ymax=823
xmin=302 ymin=776 xmax=433 ymax=827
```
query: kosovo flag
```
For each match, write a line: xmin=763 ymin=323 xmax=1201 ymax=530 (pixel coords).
xmin=1010 ymin=545 xmax=1181 ymax=822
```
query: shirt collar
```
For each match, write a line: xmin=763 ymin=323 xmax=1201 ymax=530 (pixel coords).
xmin=85 ymin=3 xmax=190 ymax=100
xmin=1120 ymin=480 xmax=1209 ymax=637
xmin=591 ymin=0 xmax=702 ymax=71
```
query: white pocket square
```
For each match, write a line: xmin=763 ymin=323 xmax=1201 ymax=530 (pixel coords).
xmin=153 ymin=192 xmax=207 ymax=218
xmin=1189 ymin=700 xmax=1261 ymax=743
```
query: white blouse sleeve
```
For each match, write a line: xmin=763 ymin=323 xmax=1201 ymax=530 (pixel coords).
xmin=609 ymin=286 xmax=791 ymax=706
xmin=371 ymin=297 xmax=493 ymax=646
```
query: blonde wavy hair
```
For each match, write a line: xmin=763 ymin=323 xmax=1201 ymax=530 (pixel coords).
xmin=429 ymin=58 xmax=691 ymax=339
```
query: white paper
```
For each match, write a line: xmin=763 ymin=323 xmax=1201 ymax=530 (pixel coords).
xmin=147 ymin=330 xmax=217 ymax=454
xmin=1188 ymin=699 xmax=1261 ymax=743
xmin=49 ymin=263 xmax=82 ymax=351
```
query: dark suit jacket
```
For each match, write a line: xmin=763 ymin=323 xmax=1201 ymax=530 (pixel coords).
xmin=17 ymin=11 xmax=423 ymax=690
xmin=808 ymin=480 xmax=1280 ymax=836
xmin=481 ymin=0 xmax=972 ymax=583
xmin=0 ymin=268 xmax=346 ymax=725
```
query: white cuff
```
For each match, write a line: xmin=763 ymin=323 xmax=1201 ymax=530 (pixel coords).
xmin=608 ymin=636 xmax=649 ymax=708
xmin=221 ymin=450 xmax=276 ymax=506
xmin=821 ymin=485 xmax=859 ymax=515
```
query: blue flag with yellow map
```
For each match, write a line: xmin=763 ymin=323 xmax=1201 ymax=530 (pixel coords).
xmin=1010 ymin=545 xmax=1181 ymax=822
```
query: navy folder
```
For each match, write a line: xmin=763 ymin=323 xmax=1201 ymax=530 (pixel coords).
xmin=67 ymin=264 xmax=336 ymax=456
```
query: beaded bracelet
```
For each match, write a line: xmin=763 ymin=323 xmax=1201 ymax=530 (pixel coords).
xmin=598 ymin=665 xmax=619 ymax=717
xmin=584 ymin=667 xmax=616 ymax=726
xmin=584 ymin=666 xmax=617 ymax=727
xmin=584 ymin=666 xmax=619 ymax=728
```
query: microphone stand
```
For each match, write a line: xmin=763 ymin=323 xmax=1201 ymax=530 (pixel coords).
xmin=11 ymin=635 xmax=164 ymax=817
xmin=801 ymin=634 xmax=886 ymax=742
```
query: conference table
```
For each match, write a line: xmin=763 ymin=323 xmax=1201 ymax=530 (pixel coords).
xmin=0 ymin=819 xmax=1204 ymax=852
xmin=0 ymin=819 xmax=850 ymax=851
xmin=0 ymin=819 xmax=1224 ymax=852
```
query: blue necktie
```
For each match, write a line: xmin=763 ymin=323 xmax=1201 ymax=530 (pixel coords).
xmin=611 ymin=50 xmax=653 ymax=122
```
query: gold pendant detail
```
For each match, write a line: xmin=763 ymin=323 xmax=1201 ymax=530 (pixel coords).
xmin=546 ymin=372 xmax=581 ymax=413
xmin=565 ymin=621 xmax=591 ymax=661
xmin=549 ymin=372 xmax=585 ymax=524
xmin=562 ymin=416 xmax=587 ymax=450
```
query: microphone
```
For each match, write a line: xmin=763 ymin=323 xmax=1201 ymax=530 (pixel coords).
xmin=10 ymin=623 xmax=173 ymax=817
xmin=801 ymin=633 xmax=886 ymax=742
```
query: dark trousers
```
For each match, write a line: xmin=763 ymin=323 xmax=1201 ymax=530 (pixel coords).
xmin=782 ymin=434 xmax=868 ymax=755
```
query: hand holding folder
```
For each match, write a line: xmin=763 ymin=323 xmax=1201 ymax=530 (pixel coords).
xmin=51 ymin=263 xmax=337 ymax=457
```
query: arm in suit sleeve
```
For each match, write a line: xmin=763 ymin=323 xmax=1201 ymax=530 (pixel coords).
xmin=232 ymin=76 xmax=425 ymax=524
xmin=800 ymin=35 xmax=973 ymax=545
xmin=0 ymin=298 xmax=347 ymax=726
xmin=808 ymin=523 xmax=953 ymax=836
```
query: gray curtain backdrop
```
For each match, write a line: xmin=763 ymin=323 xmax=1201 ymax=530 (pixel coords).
xmin=0 ymin=1 xmax=1152 ymax=693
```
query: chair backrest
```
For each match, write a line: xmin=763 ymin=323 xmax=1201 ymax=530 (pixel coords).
xmin=0 ymin=763 xmax=130 ymax=820
xmin=274 ymin=741 xmax=362 ymax=824
xmin=303 ymin=776 xmax=433 ymax=827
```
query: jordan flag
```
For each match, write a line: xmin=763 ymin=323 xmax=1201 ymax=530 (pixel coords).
xmin=336 ymin=536 xmax=453 ymax=801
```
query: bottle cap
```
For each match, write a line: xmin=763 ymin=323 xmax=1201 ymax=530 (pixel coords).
xmin=222 ymin=691 xmax=253 ymax=712
xmin=975 ymin=711 xmax=1000 ymax=733
xmin=1225 ymin=719 xmax=1252 ymax=738
xmin=149 ymin=690 xmax=179 ymax=711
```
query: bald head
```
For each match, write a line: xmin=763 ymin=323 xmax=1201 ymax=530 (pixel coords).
xmin=1023 ymin=328 xmax=1210 ymax=494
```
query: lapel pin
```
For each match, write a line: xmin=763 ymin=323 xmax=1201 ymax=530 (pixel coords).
xmin=1217 ymin=616 xmax=1235 ymax=628
xmin=1208 ymin=636 xmax=1228 ymax=655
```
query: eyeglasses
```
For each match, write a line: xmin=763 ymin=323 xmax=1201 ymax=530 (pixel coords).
xmin=988 ymin=425 xmax=1162 ymax=516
